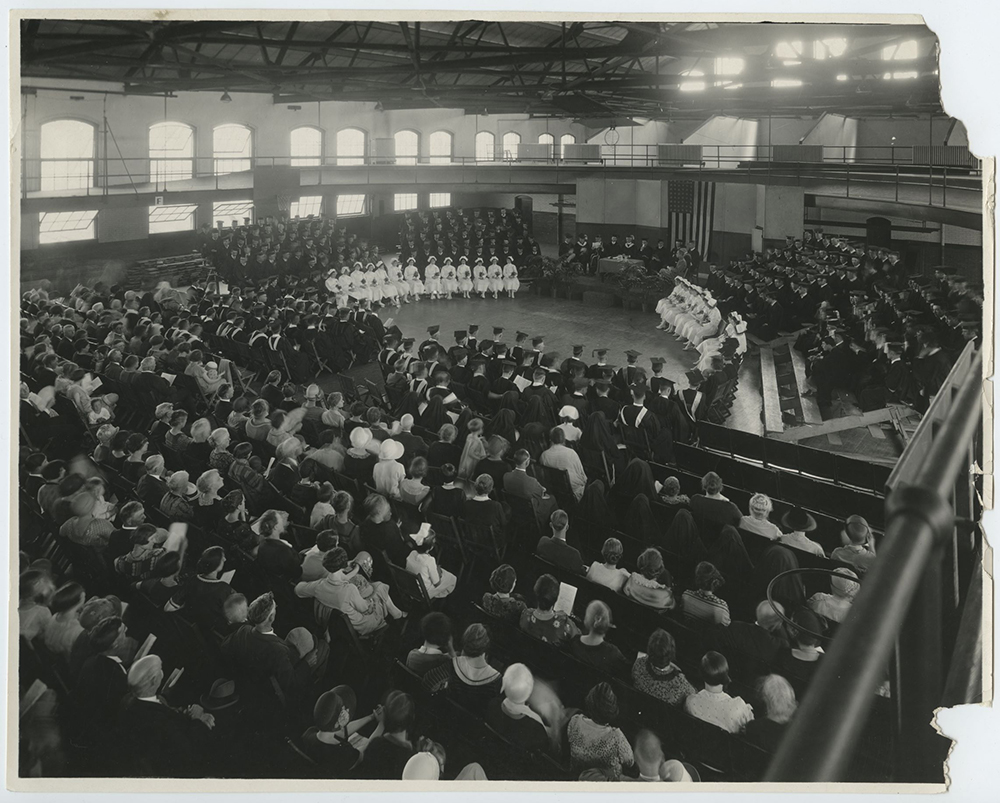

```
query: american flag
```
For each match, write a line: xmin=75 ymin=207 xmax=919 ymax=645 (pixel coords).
xmin=667 ymin=180 xmax=716 ymax=262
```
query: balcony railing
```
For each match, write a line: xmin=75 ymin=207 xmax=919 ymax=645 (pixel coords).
xmin=20 ymin=144 xmax=982 ymax=208
xmin=766 ymin=341 xmax=984 ymax=783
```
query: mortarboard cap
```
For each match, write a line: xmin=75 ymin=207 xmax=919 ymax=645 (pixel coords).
xmin=493 ymin=327 xmax=504 ymax=336
xmin=592 ymin=348 xmax=608 ymax=358
xmin=500 ymin=359 xmax=517 ymax=370
xmin=454 ymin=330 xmax=467 ymax=341
xmin=427 ymin=325 xmax=440 ymax=336
xmin=468 ymin=324 xmax=479 ymax=335
xmin=531 ymin=336 xmax=545 ymax=347
xmin=515 ymin=331 xmax=529 ymax=341
xmin=572 ymin=344 xmax=584 ymax=355
xmin=401 ymin=337 xmax=415 ymax=347
xmin=625 ymin=349 xmax=641 ymax=360
xmin=650 ymin=356 xmax=666 ymax=369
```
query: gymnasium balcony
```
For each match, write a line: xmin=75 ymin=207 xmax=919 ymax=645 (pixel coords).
xmin=20 ymin=143 xmax=983 ymax=229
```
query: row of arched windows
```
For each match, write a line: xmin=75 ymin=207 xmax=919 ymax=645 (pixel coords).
xmin=37 ymin=119 xmax=579 ymax=189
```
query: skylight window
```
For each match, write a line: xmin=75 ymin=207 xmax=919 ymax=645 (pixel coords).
xmin=772 ymin=78 xmax=804 ymax=88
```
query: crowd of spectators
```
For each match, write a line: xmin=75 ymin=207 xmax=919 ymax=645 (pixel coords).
xmin=18 ymin=246 xmax=895 ymax=781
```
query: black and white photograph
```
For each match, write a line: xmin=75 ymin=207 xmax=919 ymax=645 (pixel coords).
xmin=11 ymin=10 xmax=993 ymax=791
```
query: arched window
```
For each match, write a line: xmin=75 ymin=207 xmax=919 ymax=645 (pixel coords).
xmin=501 ymin=131 xmax=521 ymax=159
xmin=149 ymin=122 xmax=194 ymax=183
xmin=475 ymin=131 xmax=496 ymax=162
xmin=429 ymin=131 xmax=453 ymax=165
xmin=336 ymin=128 xmax=366 ymax=166
xmin=538 ymin=133 xmax=555 ymax=146
xmin=40 ymin=119 xmax=95 ymax=191
xmin=394 ymin=130 xmax=419 ymax=165
xmin=290 ymin=126 xmax=323 ymax=167
xmin=559 ymin=133 xmax=576 ymax=156
xmin=213 ymin=124 xmax=253 ymax=175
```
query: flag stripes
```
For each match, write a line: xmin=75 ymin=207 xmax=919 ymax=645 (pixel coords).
xmin=668 ymin=180 xmax=717 ymax=262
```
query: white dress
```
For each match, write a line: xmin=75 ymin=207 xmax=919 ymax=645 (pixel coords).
xmin=404 ymin=264 xmax=425 ymax=296
xmin=387 ymin=265 xmax=407 ymax=297
xmin=441 ymin=264 xmax=458 ymax=295
xmin=502 ymin=262 xmax=520 ymax=293
xmin=487 ymin=264 xmax=504 ymax=293
xmin=473 ymin=264 xmax=490 ymax=293
xmin=457 ymin=264 xmax=474 ymax=293
xmin=350 ymin=270 xmax=370 ymax=302
xmin=377 ymin=267 xmax=397 ymax=300
xmin=425 ymin=263 xmax=442 ymax=295
xmin=367 ymin=269 xmax=383 ymax=303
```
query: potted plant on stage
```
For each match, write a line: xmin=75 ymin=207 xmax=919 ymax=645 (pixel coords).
xmin=548 ymin=257 xmax=584 ymax=298
xmin=614 ymin=264 xmax=674 ymax=313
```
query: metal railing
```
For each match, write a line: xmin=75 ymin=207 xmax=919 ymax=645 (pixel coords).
xmin=766 ymin=345 xmax=984 ymax=783
xmin=20 ymin=145 xmax=982 ymax=206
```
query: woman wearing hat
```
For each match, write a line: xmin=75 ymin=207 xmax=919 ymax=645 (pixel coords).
xmin=300 ymin=685 xmax=377 ymax=774
xmin=830 ymin=515 xmax=877 ymax=574
xmin=440 ymin=258 xmax=458 ymax=300
xmin=424 ymin=257 xmax=442 ymax=299
xmin=403 ymin=258 xmax=425 ymax=300
xmin=294 ymin=547 xmax=405 ymax=636
xmin=472 ymin=259 xmax=489 ymax=299
xmin=502 ymin=257 xmax=520 ymax=299
xmin=456 ymin=258 xmax=473 ymax=299
xmin=807 ymin=567 xmax=860 ymax=624
xmin=373 ymin=439 xmax=406 ymax=500
xmin=777 ymin=508 xmax=826 ymax=557
xmin=405 ymin=524 xmax=457 ymax=600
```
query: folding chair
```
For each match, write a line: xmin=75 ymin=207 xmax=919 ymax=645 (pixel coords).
xmin=425 ymin=512 xmax=467 ymax=579
xmin=459 ymin=520 xmax=506 ymax=565
xmin=386 ymin=560 xmax=436 ymax=613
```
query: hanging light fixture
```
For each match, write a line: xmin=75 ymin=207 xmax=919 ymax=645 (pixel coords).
xmin=220 ymin=91 xmax=233 ymax=103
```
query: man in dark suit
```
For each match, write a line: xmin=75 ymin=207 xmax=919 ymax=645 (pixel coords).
xmin=706 ymin=601 xmax=790 ymax=680
xmin=118 ymin=654 xmax=215 ymax=777
xmin=535 ymin=508 xmax=586 ymax=575
xmin=220 ymin=592 xmax=302 ymax=706
xmin=71 ymin=616 xmax=129 ymax=749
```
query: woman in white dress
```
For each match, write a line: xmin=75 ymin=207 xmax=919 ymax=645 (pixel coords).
xmin=378 ymin=262 xmax=399 ymax=308
xmin=487 ymin=257 xmax=504 ymax=299
xmin=350 ymin=262 xmax=370 ymax=303
xmin=366 ymin=263 xmax=383 ymax=304
xmin=403 ymin=258 xmax=425 ymax=300
xmin=440 ymin=258 xmax=458 ymax=299
xmin=457 ymin=258 xmax=473 ymax=298
xmin=334 ymin=267 xmax=352 ymax=308
xmin=473 ymin=259 xmax=490 ymax=298
xmin=387 ymin=260 xmax=408 ymax=304
xmin=405 ymin=525 xmax=457 ymax=600
xmin=656 ymin=282 xmax=686 ymax=331
xmin=502 ymin=259 xmax=520 ymax=299
xmin=424 ymin=257 xmax=442 ymax=300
